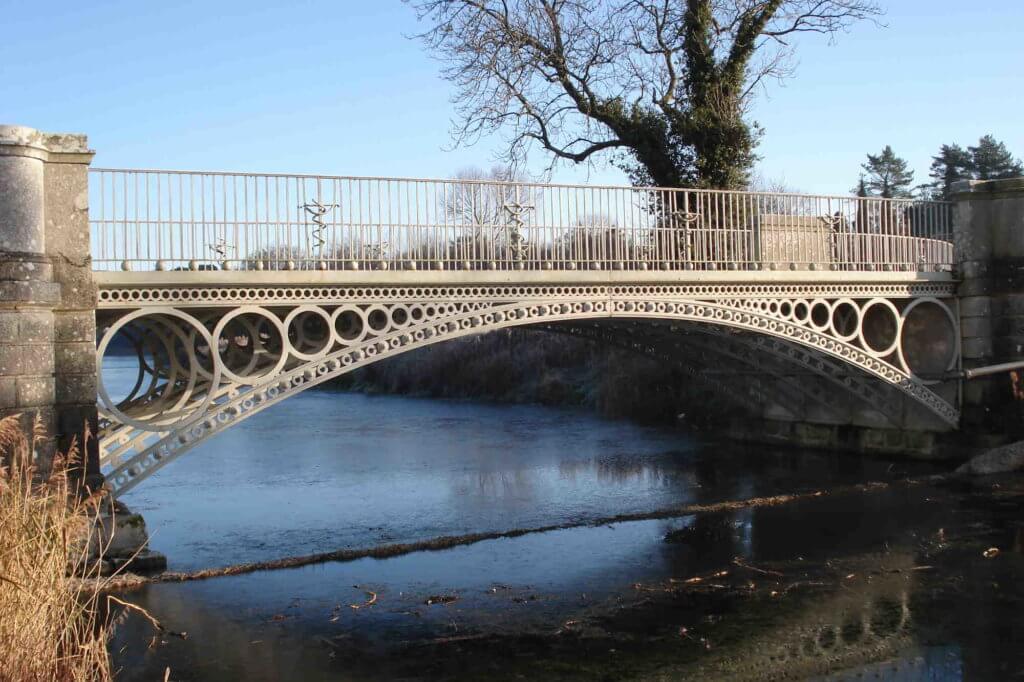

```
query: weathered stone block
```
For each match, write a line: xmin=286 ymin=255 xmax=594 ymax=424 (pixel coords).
xmin=1000 ymin=293 xmax=1024 ymax=316
xmin=959 ymin=296 xmax=992 ymax=319
xmin=993 ymin=314 xmax=1024 ymax=337
xmin=959 ymin=260 xmax=991 ymax=280
xmin=992 ymin=337 xmax=1024 ymax=358
xmin=51 ymin=265 xmax=97 ymax=309
xmin=54 ymin=341 xmax=97 ymax=375
xmin=55 ymin=374 xmax=96 ymax=405
xmin=16 ymin=310 xmax=53 ymax=343
xmin=54 ymin=310 xmax=95 ymax=342
xmin=56 ymin=406 xmax=97 ymax=446
xmin=15 ymin=376 xmax=54 ymax=407
xmin=957 ymin=278 xmax=993 ymax=297
xmin=0 ymin=257 xmax=53 ymax=282
xmin=961 ymin=317 xmax=992 ymax=339
xmin=0 ymin=344 xmax=54 ymax=375
xmin=0 ymin=378 xmax=15 ymax=406
xmin=0 ymin=152 xmax=45 ymax=254
xmin=961 ymin=336 xmax=993 ymax=361
xmin=0 ymin=312 xmax=18 ymax=342
xmin=0 ymin=280 xmax=61 ymax=305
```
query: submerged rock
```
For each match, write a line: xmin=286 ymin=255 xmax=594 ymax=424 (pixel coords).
xmin=957 ymin=440 xmax=1024 ymax=475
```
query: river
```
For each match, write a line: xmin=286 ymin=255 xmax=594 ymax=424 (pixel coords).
xmin=101 ymin=357 xmax=1024 ymax=680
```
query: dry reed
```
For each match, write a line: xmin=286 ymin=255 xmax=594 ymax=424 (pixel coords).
xmin=0 ymin=414 xmax=113 ymax=682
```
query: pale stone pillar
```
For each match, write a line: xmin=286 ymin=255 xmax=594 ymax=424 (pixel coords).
xmin=953 ymin=178 xmax=1024 ymax=435
xmin=0 ymin=125 xmax=98 ymax=485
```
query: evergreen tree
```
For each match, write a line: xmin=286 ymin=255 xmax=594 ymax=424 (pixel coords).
xmin=969 ymin=134 xmax=1024 ymax=180
xmin=860 ymin=146 xmax=915 ymax=198
xmin=927 ymin=144 xmax=974 ymax=200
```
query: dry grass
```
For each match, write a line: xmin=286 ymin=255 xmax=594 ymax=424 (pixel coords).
xmin=0 ymin=414 xmax=113 ymax=682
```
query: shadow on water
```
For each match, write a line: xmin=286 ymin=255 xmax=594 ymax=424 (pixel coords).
xmin=101 ymin=359 xmax=1024 ymax=679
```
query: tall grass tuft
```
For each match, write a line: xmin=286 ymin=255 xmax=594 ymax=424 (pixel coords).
xmin=0 ymin=414 xmax=113 ymax=682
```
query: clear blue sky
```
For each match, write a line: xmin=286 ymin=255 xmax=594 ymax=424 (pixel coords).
xmin=2 ymin=1 xmax=1021 ymax=194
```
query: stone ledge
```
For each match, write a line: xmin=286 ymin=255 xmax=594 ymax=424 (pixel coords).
xmin=0 ymin=124 xmax=93 ymax=163
xmin=953 ymin=177 xmax=1024 ymax=198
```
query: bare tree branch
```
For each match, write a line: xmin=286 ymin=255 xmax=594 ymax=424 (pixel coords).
xmin=407 ymin=0 xmax=882 ymax=188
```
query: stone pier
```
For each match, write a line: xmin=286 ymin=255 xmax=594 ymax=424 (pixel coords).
xmin=0 ymin=125 xmax=100 ymax=487
xmin=954 ymin=178 xmax=1024 ymax=442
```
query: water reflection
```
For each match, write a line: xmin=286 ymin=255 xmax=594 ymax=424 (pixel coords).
xmin=110 ymin=475 xmax=1014 ymax=681
xmin=103 ymin=355 xmax=925 ymax=573
xmin=100 ymin=357 xmax=1024 ymax=679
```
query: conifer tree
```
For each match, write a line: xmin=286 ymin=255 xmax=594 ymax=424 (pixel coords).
xmin=969 ymin=134 xmax=1024 ymax=180
xmin=927 ymin=144 xmax=974 ymax=200
xmin=860 ymin=146 xmax=915 ymax=198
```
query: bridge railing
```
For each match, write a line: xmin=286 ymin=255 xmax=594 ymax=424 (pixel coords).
xmin=89 ymin=169 xmax=954 ymax=273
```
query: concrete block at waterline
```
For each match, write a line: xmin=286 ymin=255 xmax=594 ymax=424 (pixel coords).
xmin=15 ymin=376 xmax=54 ymax=408
xmin=53 ymin=341 xmax=96 ymax=375
xmin=55 ymin=374 xmax=96 ymax=406
xmin=0 ymin=344 xmax=55 ymax=375
xmin=90 ymin=512 xmax=151 ymax=561
xmin=54 ymin=310 xmax=95 ymax=343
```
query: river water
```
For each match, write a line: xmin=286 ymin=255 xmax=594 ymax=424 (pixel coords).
xmin=102 ymin=358 xmax=1024 ymax=681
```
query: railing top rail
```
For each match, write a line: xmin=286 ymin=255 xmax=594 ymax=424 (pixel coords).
xmin=89 ymin=168 xmax=953 ymax=207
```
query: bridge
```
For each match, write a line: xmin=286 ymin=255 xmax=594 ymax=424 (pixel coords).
xmin=5 ymin=126 xmax=1023 ymax=498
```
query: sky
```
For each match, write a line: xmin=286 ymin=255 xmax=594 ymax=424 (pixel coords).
xmin=2 ymin=0 xmax=1022 ymax=195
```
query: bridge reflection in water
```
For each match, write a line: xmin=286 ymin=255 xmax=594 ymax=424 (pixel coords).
xmin=89 ymin=169 xmax=964 ymax=494
xmin=106 ymin=438 xmax=1008 ymax=681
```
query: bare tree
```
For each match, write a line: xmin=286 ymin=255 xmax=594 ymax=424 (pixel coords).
xmin=408 ymin=0 xmax=882 ymax=189
xmin=446 ymin=165 xmax=523 ymax=228
xmin=445 ymin=165 xmax=539 ymax=263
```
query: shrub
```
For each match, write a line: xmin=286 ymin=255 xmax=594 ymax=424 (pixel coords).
xmin=0 ymin=414 xmax=113 ymax=682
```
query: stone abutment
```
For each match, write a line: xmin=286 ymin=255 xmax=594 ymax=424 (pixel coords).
xmin=0 ymin=125 xmax=100 ymax=487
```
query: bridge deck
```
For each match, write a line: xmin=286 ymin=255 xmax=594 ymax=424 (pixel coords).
xmin=94 ymin=269 xmax=957 ymax=308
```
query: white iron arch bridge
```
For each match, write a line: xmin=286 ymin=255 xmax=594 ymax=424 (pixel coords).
xmin=90 ymin=169 xmax=962 ymax=495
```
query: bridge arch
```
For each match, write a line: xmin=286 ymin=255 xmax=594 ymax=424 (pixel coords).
xmin=96 ymin=284 xmax=960 ymax=495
